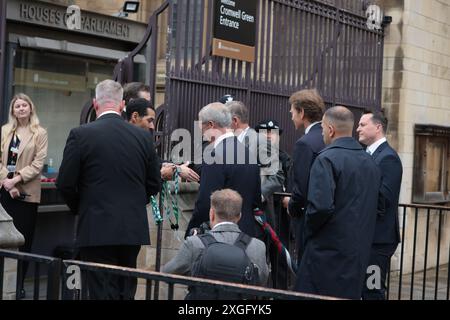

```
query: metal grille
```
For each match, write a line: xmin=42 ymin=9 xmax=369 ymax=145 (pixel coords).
xmin=107 ymin=0 xmax=385 ymax=157
xmin=163 ymin=0 xmax=384 ymax=156
xmin=317 ymin=0 xmax=368 ymax=15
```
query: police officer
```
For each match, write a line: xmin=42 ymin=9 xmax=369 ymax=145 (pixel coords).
xmin=255 ymin=119 xmax=292 ymax=289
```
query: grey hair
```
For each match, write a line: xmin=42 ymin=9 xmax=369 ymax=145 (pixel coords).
xmin=198 ymin=102 xmax=231 ymax=128
xmin=95 ymin=79 xmax=124 ymax=107
xmin=324 ymin=106 xmax=354 ymax=134
xmin=210 ymin=189 xmax=243 ymax=221
xmin=226 ymin=100 xmax=249 ymax=124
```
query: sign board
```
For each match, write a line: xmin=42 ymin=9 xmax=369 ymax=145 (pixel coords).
xmin=6 ymin=0 xmax=146 ymax=43
xmin=212 ymin=0 xmax=257 ymax=62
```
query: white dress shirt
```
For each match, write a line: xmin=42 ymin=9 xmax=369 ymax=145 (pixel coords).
xmin=366 ymin=137 xmax=387 ymax=155
xmin=237 ymin=126 xmax=251 ymax=143
xmin=305 ymin=121 xmax=321 ymax=134
xmin=213 ymin=132 xmax=235 ymax=149
xmin=97 ymin=110 xmax=121 ymax=119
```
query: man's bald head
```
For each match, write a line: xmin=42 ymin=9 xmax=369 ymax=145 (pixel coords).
xmin=322 ymin=106 xmax=354 ymax=144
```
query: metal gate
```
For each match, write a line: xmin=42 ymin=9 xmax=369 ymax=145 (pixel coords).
xmin=109 ymin=0 xmax=386 ymax=157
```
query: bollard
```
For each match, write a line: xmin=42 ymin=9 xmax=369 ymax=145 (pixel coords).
xmin=0 ymin=204 xmax=25 ymax=300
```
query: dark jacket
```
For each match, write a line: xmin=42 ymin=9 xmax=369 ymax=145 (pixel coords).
xmin=288 ymin=123 xmax=325 ymax=215
xmin=57 ymin=113 xmax=161 ymax=247
xmin=295 ymin=137 xmax=381 ymax=299
xmin=279 ymin=149 xmax=292 ymax=192
xmin=186 ymin=136 xmax=262 ymax=238
xmin=371 ymin=141 xmax=403 ymax=244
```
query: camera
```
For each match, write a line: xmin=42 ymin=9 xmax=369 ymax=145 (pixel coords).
xmin=188 ymin=221 xmax=211 ymax=237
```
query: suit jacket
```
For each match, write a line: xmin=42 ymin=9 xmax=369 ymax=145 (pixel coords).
xmin=186 ymin=136 xmax=262 ymax=238
xmin=163 ymin=223 xmax=269 ymax=286
xmin=288 ymin=123 xmax=325 ymax=215
xmin=56 ymin=113 xmax=161 ymax=247
xmin=371 ymin=141 xmax=403 ymax=244
xmin=296 ymin=137 xmax=381 ymax=299
xmin=0 ymin=125 xmax=48 ymax=203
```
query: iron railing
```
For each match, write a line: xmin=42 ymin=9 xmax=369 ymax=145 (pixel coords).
xmin=0 ymin=249 xmax=338 ymax=300
xmin=387 ymin=203 xmax=450 ymax=300
xmin=0 ymin=249 xmax=61 ymax=300
xmin=60 ymin=260 xmax=338 ymax=300
xmin=2 ymin=201 xmax=450 ymax=300
xmin=270 ymin=193 xmax=450 ymax=300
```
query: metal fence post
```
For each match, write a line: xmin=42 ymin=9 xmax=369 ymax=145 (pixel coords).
xmin=46 ymin=258 xmax=62 ymax=300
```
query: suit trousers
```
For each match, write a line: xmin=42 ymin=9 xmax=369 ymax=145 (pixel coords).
xmin=0 ymin=188 xmax=38 ymax=289
xmin=291 ymin=211 xmax=306 ymax=267
xmin=79 ymin=245 xmax=141 ymax=300
xmin=362 ymin=243 xmax=398 ymax=300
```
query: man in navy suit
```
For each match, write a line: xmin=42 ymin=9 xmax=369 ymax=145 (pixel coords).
xmin=186 ymin=103 xmax=262 ymax=239
xmin=285 ymin=89 xmax=326 ymax=265
xmin=358 ymin=110 xmax=403 ymax=300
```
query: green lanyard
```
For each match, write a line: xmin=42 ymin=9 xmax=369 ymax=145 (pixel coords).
xmin=150 ymin=166 xmax=180 ymax=230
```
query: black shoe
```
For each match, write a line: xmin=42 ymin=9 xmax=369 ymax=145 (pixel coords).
xmin=17 ymin=288 xmax=26 ymax=300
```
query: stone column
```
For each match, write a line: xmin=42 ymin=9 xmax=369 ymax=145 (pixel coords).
xmin=0 ymin=204 xmax=25 ymax=300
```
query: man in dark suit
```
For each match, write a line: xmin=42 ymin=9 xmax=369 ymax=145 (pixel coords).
xmin=57 ymin=79 xmax=161 ymax=300
xmin=226 ymin=100 xmax=283 ymax=196
xmin=124 ymin=86 xmax=199 ymax=183
xmin=285 ymin=89 xmax=326 ymax=266
xmin=186 ymin=103 xmax=262 ymax=239
xmin=358 ymin=110 xmax=403 ymax=300
xmin=295 ymin=106 xmax=381 ymax=299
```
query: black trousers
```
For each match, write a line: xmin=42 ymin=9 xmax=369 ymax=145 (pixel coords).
xmin=0 ymin=188 xmax=38 ymax=289
xmin=362 ymin=243 xmax=398 ymax=300
xmin=79 ymin=245 xmax=141 ymax=300
xmin=291 ymin=212 xmax=306 ymax=267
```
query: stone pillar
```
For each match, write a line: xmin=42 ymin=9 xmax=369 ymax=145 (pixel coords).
xmin=0 ymin=204 xmax=25 ymax=300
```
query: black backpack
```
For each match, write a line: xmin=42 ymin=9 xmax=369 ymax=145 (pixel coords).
xmin=186 ymin=232 xmax=259 ymax=300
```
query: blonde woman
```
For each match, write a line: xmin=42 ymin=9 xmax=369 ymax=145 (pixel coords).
xmin=0 ymin=93 xmax=48 ymax=298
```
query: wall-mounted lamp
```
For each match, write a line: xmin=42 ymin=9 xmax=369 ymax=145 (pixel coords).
xmin=114 ymin=1 xmax=140 ymax=18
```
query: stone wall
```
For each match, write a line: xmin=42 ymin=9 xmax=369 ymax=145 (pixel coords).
xmin=380 ymin=0 xmax=450 ymax=274
xmin=380 ymin=0 xmax=450 ymax=205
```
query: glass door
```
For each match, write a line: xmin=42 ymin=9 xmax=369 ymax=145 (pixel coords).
xmin=9 ymin=48 xmax=115 ymax=173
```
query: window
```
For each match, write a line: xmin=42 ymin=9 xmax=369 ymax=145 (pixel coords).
xmin=413 ymin=125 xmax=450 ymax=204
xmin=11 ymin=48 xmax=115 ymax=172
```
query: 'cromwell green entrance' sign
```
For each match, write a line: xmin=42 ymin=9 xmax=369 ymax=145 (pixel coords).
xmin=212 ymin=0 xmax=257 ymax=62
